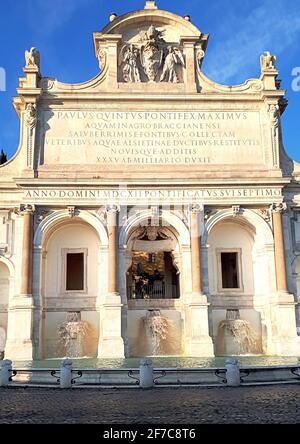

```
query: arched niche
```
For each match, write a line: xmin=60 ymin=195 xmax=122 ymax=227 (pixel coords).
xmin=35 ymin=210 xmax=108 ymax=359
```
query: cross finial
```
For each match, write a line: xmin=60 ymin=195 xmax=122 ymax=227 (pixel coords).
xmin=144 ymin=1 xmax=158 ymax=10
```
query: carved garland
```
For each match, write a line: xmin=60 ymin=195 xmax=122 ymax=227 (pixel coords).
xmin=25 ymin=104 xmax=37 ymax=168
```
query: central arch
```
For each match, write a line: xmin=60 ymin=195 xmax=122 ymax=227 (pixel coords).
xmin=119 ymin=209 xmax=191 ymax=301
xmin=119 ymin=209 xmax=191 ymax=248
xmin=119 ymin=209 xmax=191 ymax=357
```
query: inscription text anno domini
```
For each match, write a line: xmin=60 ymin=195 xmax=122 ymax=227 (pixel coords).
xmin=42 ymin=111 xmax=263 ymax=166
xmin=23 ymin=187 xmax=282 ymax=204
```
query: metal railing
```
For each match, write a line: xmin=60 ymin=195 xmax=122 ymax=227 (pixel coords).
xmin=128 ymin=282 xmax=178 ymax=299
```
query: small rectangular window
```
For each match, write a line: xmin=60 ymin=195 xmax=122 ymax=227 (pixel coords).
xmin=221 ymin=252 xmax=239 ymax=289
xmin=66 ymin=253 xmax=84 ymax=291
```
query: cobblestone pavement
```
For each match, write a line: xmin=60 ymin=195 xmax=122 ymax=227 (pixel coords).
xmin=1 ymin=385 xmax=300 ymax=424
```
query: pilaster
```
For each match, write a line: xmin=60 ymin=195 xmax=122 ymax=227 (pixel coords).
xmin=97 ymin=206 xmax=124 ymax=358
xmin=5 ymin=205 xmax=35 ymax=360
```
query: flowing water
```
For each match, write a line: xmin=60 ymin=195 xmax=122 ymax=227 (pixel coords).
xmin=9 ymin=309 xmax=298 ymax=368
xmin=134 ymin=309 xmax=182 ymax=356
xmin=216 ymin=309 xmax=262 ymax=355
xmin=58 ymin=312 xmax=89 ymax=358
xmin=143 ymin=309 xmax=170 ymax=355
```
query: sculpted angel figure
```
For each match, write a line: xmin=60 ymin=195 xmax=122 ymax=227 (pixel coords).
xmin=119 ymin=45 xmax=141 ymax=83
xmin=160 ymin=47 xmax=185 ymax=83
xmin=25 ymin=47 xmax=40 ymax=68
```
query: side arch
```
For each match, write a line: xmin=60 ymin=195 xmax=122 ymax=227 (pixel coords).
xmin=0 ymin=257 xmax=15 ymax=277
xmin=34 ymin=209 xmax=109 ymax=248
xmin=203 ymin=209 xmax=274 ymax=246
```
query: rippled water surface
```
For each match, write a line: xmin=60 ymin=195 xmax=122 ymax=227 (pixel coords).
xmin=12 ymin=355 xmax=300 ymax=369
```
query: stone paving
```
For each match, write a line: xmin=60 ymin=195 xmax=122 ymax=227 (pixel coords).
xmin=0 ymin=385 xmax=300 ymax=424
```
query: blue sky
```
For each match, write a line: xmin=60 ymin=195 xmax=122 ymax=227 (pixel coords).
xmin=0 ymin=0 xmax=300 ymax=161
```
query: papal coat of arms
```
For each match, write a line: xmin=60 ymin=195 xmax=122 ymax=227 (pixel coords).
xmin=140 ymin=25 xmax=165 ymax=81
xmin=118 ymin=25 xmax=185 ymax=83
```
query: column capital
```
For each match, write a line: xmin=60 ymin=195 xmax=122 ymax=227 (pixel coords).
xmin=106 ymin=205 xmax=120 ymax=214
xmin=190 ymin=203 xmax=204 ymax=214
xmin=15 ymin=204 xmax=35 ymax=216
xmin=270 ymin=202 xmax=287 ymax=213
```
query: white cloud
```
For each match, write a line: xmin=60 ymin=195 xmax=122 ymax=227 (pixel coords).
xmin=26 ymin=0 xmax=92 ymax=34
xmin=204 ymin=0 xmax=300 ymax=84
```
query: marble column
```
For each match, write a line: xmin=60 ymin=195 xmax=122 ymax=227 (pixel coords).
xmin=191 ymin=206 xmax=203 ymax=294
xmin=98 ymin=206 xmax=124 ymax=358
xmin=267 ymin=203 xmax=300 ymax=355
xmin=272 ymin=203 xmax=288 ymax=293
xmin=107 ymin=206 xmax=119 ymax=295
xmin=186 ymin=205 xmax=214 ymax=357
xmin=20 ymin=205 xmax=34 ymax=296
xmin=5 ymin=205 xmax=35 ymax=360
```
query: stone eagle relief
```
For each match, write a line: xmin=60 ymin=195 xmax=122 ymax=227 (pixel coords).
xmin=118 ymin=25 xmax=185 ymax=83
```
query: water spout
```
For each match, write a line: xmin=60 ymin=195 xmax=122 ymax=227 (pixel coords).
xmin=143 ymin=310 xmax=169 ymax=355
xmin=58 ymin=312 xmax=89 ymax=358
xmin=138 ymin=309 xmax=181 ymax=356
xmin=216 ymin=309 xmax=262 ymax=356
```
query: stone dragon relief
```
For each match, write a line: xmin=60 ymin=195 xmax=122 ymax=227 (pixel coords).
xmin=118 ymin=25 xmax=185 ymax=83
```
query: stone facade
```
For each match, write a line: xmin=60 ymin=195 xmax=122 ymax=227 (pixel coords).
xmin=1 ymin=1 xmax=300 ymax=360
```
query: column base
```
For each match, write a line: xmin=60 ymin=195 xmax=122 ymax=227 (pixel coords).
xmin=5 ymin=297 xmax=35 ymax=360
xmin=265 ymin=292 xmax=300 ymax=355
xmin=187 ymin=336 xmax=215 ymax=357
xmin=98 ymin=337 xmax=125 ymax=358
xmin=5 ymin=340 xmax=34 ymax=361
xmin=266 ymin=337 xmax=300 ymax=356
xmin=97 ymin=292 xmax=125 ymax=359
xmin=184 ymin=293 xmax=214 ymax=357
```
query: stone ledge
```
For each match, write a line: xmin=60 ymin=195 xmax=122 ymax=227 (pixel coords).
xmin=128 ymin=299 xmax=182 ymax=309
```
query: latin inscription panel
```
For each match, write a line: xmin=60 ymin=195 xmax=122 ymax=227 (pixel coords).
xmin=42 ymin=110 xmax=264 ymax=166
xmin=23 ymin=187 xmax=282 ymax=205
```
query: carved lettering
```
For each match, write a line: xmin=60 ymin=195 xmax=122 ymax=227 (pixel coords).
xmin=42 ymin=111 xmax=263 ymax=166
xmin=23 ymin=187 xmax=282 ymax=204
